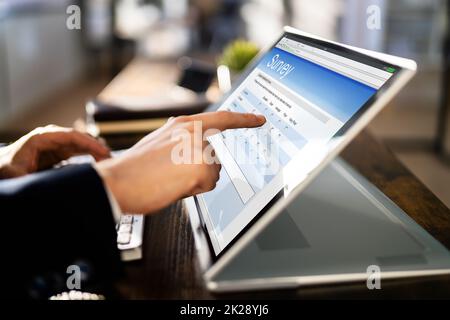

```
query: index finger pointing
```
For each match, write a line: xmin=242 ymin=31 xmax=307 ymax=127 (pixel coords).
xmin=192 ymin=111 xmax=266 ymax=132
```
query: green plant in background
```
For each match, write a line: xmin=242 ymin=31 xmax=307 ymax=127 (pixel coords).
xmin=219 ymin=40 xmax=259 ymax=73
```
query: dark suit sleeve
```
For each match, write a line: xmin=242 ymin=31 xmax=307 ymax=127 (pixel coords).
xmin=0 ymin=164 xmax=122 ymax=298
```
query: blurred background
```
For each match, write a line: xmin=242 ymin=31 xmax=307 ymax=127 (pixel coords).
xmin=0 ymin=0 xmax=449 ymax=206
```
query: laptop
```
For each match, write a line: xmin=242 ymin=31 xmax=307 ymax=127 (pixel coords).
xmin=184 ymin=27 xmax=450 ymax=292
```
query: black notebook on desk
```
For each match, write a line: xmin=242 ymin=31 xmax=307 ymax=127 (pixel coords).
xmin=86 ymin=57 xmax=216 ymax=137
xmin=86 ymin=89 xmax=210 ymax=136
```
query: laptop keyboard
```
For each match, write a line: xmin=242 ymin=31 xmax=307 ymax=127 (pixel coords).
xmin=116 ymin=214 xmax=144 ymax=250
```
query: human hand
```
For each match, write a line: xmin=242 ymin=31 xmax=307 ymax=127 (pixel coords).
xmin=0 ymin=125 xmax=111 ymax=179
xmin=96 ymin=111 xmax=266 ymax=214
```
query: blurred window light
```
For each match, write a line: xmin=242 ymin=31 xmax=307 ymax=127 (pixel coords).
xmin=115 ymin=0 xmax=160 ymax=39
xmin=241 ymin=0 xmax=343 ymax=48
xmin=115 ymin=0 xmax=190 ymax=58
xmin=383 ymin=0 xmax=444 ymax=66
xmin=340 ymin=0 xmax=386 ymax=52
xmin=291 ymin=0 xmax=343 ymax=41
xmin=139 ymin=24 xmax=190 ymax=58
xmin=85 ymin=0 xmax=113 ymax=48
xmin=162 ymin=0 xmax=188 ymax=19
xmin=0 ymin=3 xmax=8 ymax=20
xmin=0 ymin=0 xmax=72 ymax=11
xmin=217 ymin=64 xmax=232 ymax=93
xmin=241 ymin=0 xmax=284 ymax=48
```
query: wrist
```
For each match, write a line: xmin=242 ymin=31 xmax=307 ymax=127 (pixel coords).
xmin=0 ymin=145 xmax=18 ymax=179
xmin=95 ymin=159 xmax=125 ymax=212
xmin=0 ymin=164 xmax=13 ymax=179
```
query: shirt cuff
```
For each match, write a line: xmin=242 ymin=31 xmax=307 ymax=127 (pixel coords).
xmin=92 ymin=164 xmax=122 ymax=224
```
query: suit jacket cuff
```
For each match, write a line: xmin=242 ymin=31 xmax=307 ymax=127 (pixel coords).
xmin=92 ymin=163 xmax=122 ymax=224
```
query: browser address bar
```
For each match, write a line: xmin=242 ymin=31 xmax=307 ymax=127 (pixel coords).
xmin=278 ymin=38 xmax=392 ymax=89
xmin=292 ymin=46 xmax=385 ymax=89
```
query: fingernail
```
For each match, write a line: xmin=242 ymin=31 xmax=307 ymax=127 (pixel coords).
xmin=257 ymin=115 xmax=266 ymax=122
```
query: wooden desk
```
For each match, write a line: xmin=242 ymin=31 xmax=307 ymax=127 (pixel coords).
xmin=102 ymin=59 xmax=450 ymax=299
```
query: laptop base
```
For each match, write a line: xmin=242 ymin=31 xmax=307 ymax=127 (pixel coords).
xmin=204 ymin=158 xmax=450 ymax=292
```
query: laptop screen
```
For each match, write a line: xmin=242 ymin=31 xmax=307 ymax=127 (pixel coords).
xmin=197 ymin=33 xmax=399 ymax=256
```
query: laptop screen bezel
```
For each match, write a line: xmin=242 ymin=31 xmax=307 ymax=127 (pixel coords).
xmin=191 ymin=29 xmax=405 ymax=267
